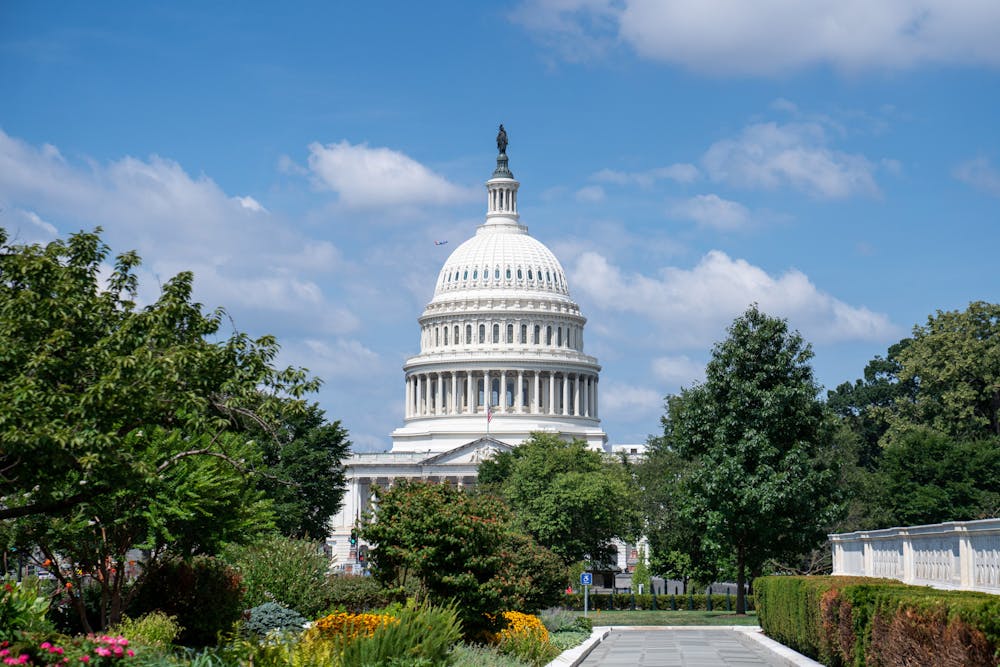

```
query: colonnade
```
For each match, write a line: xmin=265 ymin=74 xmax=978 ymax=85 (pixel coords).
xmin=405 ymin=369 xmax=598 ymax=419
xmin=355 ymin=475 xmax=478 ymax=515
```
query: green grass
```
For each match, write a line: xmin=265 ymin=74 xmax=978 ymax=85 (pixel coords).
xmin=575 ymin=610 xmax=759 ymax=626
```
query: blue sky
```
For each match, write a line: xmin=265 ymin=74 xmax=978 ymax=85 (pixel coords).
xmin=2 ymin=1 xmax=998 ymax=450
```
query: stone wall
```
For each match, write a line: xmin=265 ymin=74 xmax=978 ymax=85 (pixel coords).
xmin=830 ymin=518 xmax=1000 ymax=593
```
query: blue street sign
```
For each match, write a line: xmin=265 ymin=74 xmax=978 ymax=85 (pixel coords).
xmin=580 ymin=572 xmax=593 ymax=586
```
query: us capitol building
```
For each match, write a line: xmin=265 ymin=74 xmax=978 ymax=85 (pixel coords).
xmin=327 ymin=128 xmax=626 ymax=568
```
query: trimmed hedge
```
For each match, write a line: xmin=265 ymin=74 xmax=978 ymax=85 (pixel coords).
xmin=755 ymin=576 xmax=1000 ymax=666
xmin=560 ymin=592 xmax=753 ymax=612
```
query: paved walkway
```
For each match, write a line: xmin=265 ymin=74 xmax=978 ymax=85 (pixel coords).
xmin=578 ymin=628 xmax=789 ymax=666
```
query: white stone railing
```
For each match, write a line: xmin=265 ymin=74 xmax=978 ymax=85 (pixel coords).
xmin=830 ymin=518 xmax=1000 ymax=594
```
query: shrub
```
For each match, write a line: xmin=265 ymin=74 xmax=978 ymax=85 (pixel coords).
xmin=491 ymin=612 xmax=558 ymax=667
xmin=110 ymin=611 xmax=182 ymax=648
xmin=319 ymin=575 xmax=392 ymax=615
xmin=221 ymin=536 xmax=331 ymax=618
xmin=4 ymin=634 xmax=139 ymax=665
xmin=131 ymin=556 xmax=243 ymax=647
xmin=575 ymin=615 xmax=593 ymax=633
xmin=242 ymin=602 xmax=306 ymax=638
xmin=560 ymin=591 xmax=750 ymax=612
xmin=756 ymin=575 xmax=1000 ymax=666
xmin=450 ymin=643 xmax=532 ymax=667
xmin=0 ymin=577 xmax=52 ymax=641
xmin=549 ymin=629 xmax=588 ymax=651
xmin=538 ymin=608 xmax=577 ymax=633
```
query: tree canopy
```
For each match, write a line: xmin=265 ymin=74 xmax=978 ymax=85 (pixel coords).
xmin=479 ymin=432 xmax=640 ymax=566
xmin=654 ymin=306 xmax=843 ymax=613
xmin=0 ymin=228 xmax=347 ymax=630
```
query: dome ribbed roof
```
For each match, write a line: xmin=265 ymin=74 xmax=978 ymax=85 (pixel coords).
xmin=431 ymin=223 xmax=570 ymax=302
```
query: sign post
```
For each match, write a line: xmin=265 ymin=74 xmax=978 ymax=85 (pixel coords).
xmin=580 ymin=571 xmax=593 ymax=617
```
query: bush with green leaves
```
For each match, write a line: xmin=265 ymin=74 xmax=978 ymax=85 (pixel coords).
xmin=451 ymin=643 xmax=532 ymax=667
xmin=222 ymin=535 xmax=330 ymax=618
xmin=549 ymin=629 xmax=588 ymax=651
xmin=538 ymin=608 xmax=576 ymax=633
xmin=130 ymin=556 xmax=243 ymax=647
xmin=0 ymin=577 xmax=52 ymax=641
xmin=242 ymin=602 xmax=306 ymax=637
xmin=110 ymin=611 xmax=182 ymax=648
xmin=319 ymin=575 xmax=392 ymax=615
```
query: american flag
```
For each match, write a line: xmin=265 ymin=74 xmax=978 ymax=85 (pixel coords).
xmin=487 ymin=405 xmax=493 ymax=423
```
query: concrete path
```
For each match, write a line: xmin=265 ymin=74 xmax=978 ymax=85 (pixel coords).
xmin=577 ymin=628 xmax=796 ymax=666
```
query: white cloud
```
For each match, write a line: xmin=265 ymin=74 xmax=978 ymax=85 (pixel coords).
xmin=575 ymin=185 xmax=606 ymax=202
xmin=293 ymin=338 xmax=383 ymax=380
xmin=514 ymin=0 xmax=1000 ymax=74
xmin=0 ymin=129 xmax=354 ymax=330
xmin=652 ymin=355 xmax=705 ymax=387
xmin=669 ymin=194 xmax=751 ymax=230
xmin=598 ymin=381 xmax=664 ymax=420
xmin=306 ymin=141 xmax=475 ymax=209
xmin=569 ymin=249 xmax=898 ymax=346
xmin=593 ymin=163 xmax=700 ymax=187
xmin=702 ymin=122 xmax=880 ymax=199
xmin=954 ymin=156 xmax=1000 ymax=196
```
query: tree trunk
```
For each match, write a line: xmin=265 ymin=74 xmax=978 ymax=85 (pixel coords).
xmin=735 ymin=545 xmax=746 ymax=615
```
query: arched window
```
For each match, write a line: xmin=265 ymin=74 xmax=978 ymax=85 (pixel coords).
xmin=494 ymin=268 xmax=500 ymax=280
xmin=507 ymin=323 xmax=514 ymax=342
xmin=546 ymin=271 xmax=551 ymax=282
xmin=517 ymin=268 xmax=523 ymax=280
xmin=506 ymin=268 xmax=512 ymax=280
xmin=463 ymin=270 xmax=468 ymax=280
xmin=473 ymin=269 xmax=478 ymax=280
xmin=435 ymin=328 xmax=440 ymax=346
xmin=492 ymin=323 xmax=500 ymax=343
xmin=528 ymin=269 xmax=533 ymax=280
xmin=546 ymin=326 xmax=553 ymax=345
xmin=557 ymin=327 xmax=562 ymax=347
xmin=483 ymin=267 xmax=489 ymax=281
xmin=466 ymin=324 xmax=472 ymax=344
xmin=443 ymin=327 xmax=448 ymax=345
xmin=520 ymin=324 xmax=527 ymax=344
xmin=479 ymin=324 xmax=486 ymax=343
xmin=454 ymin=326 xmax=459 ymax=345
xmin=534 ymin=325 xmax=540 ymax=344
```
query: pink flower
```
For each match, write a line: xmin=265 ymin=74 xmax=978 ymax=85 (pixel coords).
xmin=52 ymin=647 xmax=64 ymax=655
xmin=112 ymin=646 xmax=122 ymax=656
xmin=17 ymin=657 xmax=28 ymax=665
xmin=95 ymin=648 xmax=110 ymax=657
xmin=79 ymin=657 xmax=90 ymax=663
xmin=40 ymin=643 xmax=52 ymax=650
xmin=125 ymin=650 xmax=134 ymax=657
xmin=0 ymin=650 xmax=8 ymax=657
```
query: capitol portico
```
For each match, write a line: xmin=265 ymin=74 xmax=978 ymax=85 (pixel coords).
xmin=327 ymin=129 xmax=612 ymax=567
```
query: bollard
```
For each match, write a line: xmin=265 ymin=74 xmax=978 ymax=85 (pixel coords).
xmin=707 ymin=586 xmax=713 ymax=611
xmin=688 ymin=591 xmax=694 ymax=611
xmin=652 ymin=593 xmax=658 ymax=610
xmin=630 ymin=593 xmax=636 ymax=611
xmin=726 ymin=591 xmax=731 ymax=612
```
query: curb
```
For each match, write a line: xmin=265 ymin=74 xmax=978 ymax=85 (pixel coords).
xmin=545 ymin=626 xmax=611 ymax=667
xmin=734 ymin=626 xmax=825 ymax=667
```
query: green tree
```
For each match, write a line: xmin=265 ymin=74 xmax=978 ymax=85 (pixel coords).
xmin=479 ymin=433 xmax=640 ymax=566
xmin=637 ymin=433 xmax=723 ymax=591
xmin=826 ymin=340 xmax=916 ymax=469
xmin=631 ymin=546 xmax=651 ymax=594
xmin=893 ymin=301 xmax=1000 ymax=439
xmin=222 ymin=535 xmax=332 ymax=618
xmin=663 ymin=306 xmax=843 ymax=613
xmin=876 ymin=428 xmax=1000 ymax=525
xmin=360 ymin=480 xmax=562 ymax=638
xmin=249 ymin=403 xmax=350 ymax=538
xmin=0 ymin=228 xmax=321 ymax=630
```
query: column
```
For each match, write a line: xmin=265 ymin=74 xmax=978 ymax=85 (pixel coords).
xmin=533 ymin=372 xmax=540 ymax=414
xmin=467 ymin=372 xmax=474 ymax=414
xmin=416 ymin=375 xmax=424 ymax=416
xmin=500 ymin=370 xmax=507 ymax=411
xmin=451 ymin=372 xmax=458 ymax=414
xmin=436 ymin=373 xmax=444 ymax=414
xmin=516 ymin=370 xmax=524 ymax=413
xmin=548 ymin=373 xmax=555 ymax=415
xmin=403 ymin=375 xmax=413 ymax=418
xmin=562 ymin=373 xmax=569 ymax=416
xmin=583 ymin=376 xmax=590 ymax=418
xmin=593 ymin=378 xmax=598 ymax=418
xmin=425 ymin=374 xmax=432 ymax=416
xmin=575 ymin=374 xmax=582 ymax=416
xmin=484 ymin=370 xmax=490 ymax=412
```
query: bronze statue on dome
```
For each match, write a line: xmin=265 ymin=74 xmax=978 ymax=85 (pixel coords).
xmin=497 ymin=124 xmax=508 ymax=154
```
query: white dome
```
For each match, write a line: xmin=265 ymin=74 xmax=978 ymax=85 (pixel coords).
xmin=431 ymin=223 xmax=570 ymax=303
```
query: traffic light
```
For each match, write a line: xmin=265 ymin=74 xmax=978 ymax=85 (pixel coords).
xmin=350 ymin=529 xmax=358 ymax=546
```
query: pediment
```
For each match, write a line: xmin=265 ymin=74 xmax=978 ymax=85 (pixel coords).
xmin=421 ymin=437 xmax=514 ymax=465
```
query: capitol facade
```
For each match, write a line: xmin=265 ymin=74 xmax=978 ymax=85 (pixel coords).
xmin=327 ymin=131 xmax=611 ymax=567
